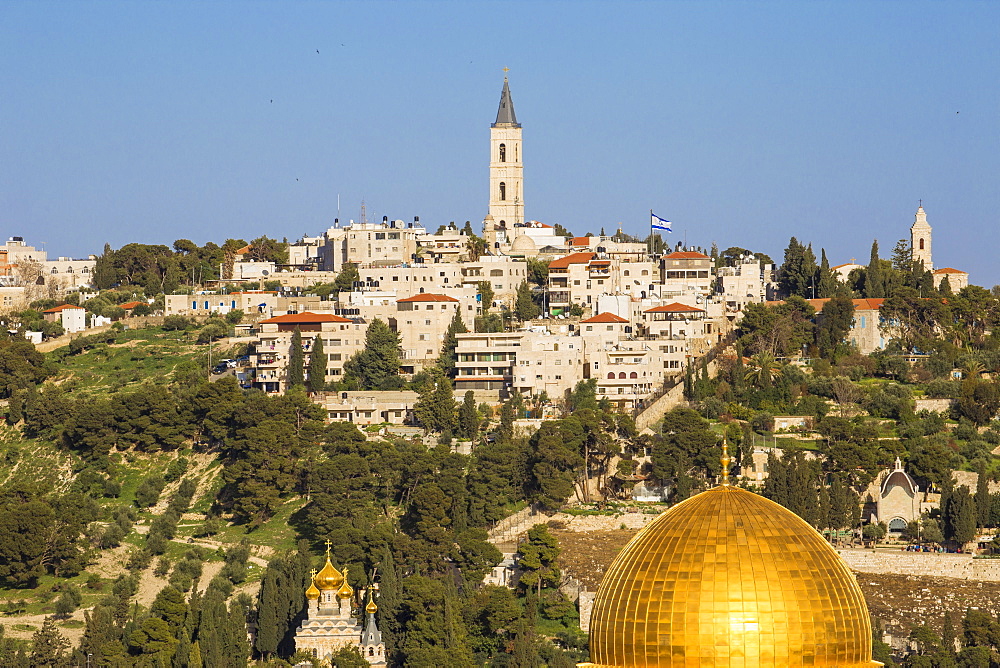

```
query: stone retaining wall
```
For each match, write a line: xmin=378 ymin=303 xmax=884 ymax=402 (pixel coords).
xmin=838 ymin=548 xmax=1000 ymax=581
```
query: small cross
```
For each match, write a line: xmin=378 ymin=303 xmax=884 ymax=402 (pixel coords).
xmin=503 ymin=67 xmax=510 ymax=75
xmin=324 ymin=539 xmax=332 ymax=555
xmin=919 ymin=199 xmax=922 ymax=207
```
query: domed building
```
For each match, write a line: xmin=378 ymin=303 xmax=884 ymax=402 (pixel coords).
xmin=294 ymin=545 xmax=385 ymax=666
xmin=582 ymin=456 xmax=880 ymax=667
xmin=509 ymin=231 xmax=539 ymax=258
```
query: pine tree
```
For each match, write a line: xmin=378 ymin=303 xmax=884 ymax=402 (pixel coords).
xmin=865 ymin=240 xmax=884 ymax=298
xmin=939 ymin=274 xmax=953 ymax=296
xmin=30 ymin=617 xmax=71 ymax=667
xmin=307 ymin=335 xmax=326 ymax=393
xmin=343 ymin=318 xmax=402 ymax=390
xmin=287 ymin=326 xmax=305 ymax=389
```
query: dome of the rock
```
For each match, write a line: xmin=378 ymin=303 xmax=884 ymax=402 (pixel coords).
xmin=585 ymin=485 xmax=880 ymax=667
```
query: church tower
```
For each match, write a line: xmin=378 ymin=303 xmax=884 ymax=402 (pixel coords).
xmin=910 ymin=204 xmax=933 ymax=271
xmin=489 ymin=74 xmax=523 ymax=229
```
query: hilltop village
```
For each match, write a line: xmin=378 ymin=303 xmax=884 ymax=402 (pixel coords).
xmin=2 ymin=78 xmax=998 ymax=667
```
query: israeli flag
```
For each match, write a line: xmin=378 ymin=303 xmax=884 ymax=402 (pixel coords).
xmin=651 ymin=212 xmax=672 ymax=232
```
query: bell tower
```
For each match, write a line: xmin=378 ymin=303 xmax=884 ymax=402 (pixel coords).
xmin=489 ymin=72 xmax=523 ymax=230
xmin=910 ymin=204 xmax=933 ymax=271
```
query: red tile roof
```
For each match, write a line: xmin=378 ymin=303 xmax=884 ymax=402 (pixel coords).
xmin=582 ymin=312 xmax=629 ymax=324
xmin=396 ymin=293 xmax=459 ymax=303
xmin=120 ymin=301 xmax=144 ymax=310
xmin=43 ymin=304 xmax=85 ymax=312
xmin=767 ymin=298 xmax=886 ymax=311
xmin=549 ymin=252 xmax=597 ymax=269
xmin=664 ymin=251 xmax=711 ymax=260
xmin=571 ymin=237 xmax=592 ymax=246
xmin=644 ymin=303 xmax=706 ymax=313
xmin=259 ymin=312 xmax=352 ymax=324
xmin=933 ymin=267 xmax=967 ymax=274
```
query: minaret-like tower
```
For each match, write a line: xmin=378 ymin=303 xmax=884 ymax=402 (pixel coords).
xmin=910 ymin=204 xmax=933 ymax=271
xmin=489 ymin=73 xmax=523 ymax=229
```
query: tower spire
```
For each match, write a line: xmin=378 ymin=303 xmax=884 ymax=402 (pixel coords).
xmin=494 ymin=74 xmax=519 ymax=127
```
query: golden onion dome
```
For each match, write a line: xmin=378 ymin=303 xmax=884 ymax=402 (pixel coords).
xmin=366 ymin=597 xmax=378 ymax=615
xmin=314 ymin=556 xmax=343 ymax=590
xmin=337 ymin=566 xmax=354 ymax=599
xmin=586 ymin=485 xmax=880 ymax=667
xmin=305 ymin=579 xmax=321 ymax=601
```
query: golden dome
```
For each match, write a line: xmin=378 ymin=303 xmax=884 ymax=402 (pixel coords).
xmin=366 ymin=596 xmax=378 ymax=615
xmin=587 ymin=485 xmax=880 ymax=667
xmin=337 ymin=566 xmax=354 ymax=599
xmin=314 ymin=556 xmax=343 ymax=590
xmin=305 ymin=578 xmax=321 ymax=601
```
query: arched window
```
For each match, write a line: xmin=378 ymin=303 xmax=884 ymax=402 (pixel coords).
xmin=51 ymin=267 xmax=58 ymax=274
xmin=499 ymin=143 xmax=506 ymax=162
xmin=919 ymin=238 xmax=925 ymax=250
xmin=499 ymin=182 xmax=506 ymax=201
xmin=66 ymin=267 xmax=74 ymax=273
xmin=607 ymin=372 xmax=615 ymax=379
xmin=630 ymin=371 xmax=638 ymax=379
xmin=618 ymin=372 xmax=626 ymax=379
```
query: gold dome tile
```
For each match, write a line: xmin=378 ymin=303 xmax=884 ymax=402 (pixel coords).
xmin=586 ymin=485 xmax=881 ymax=667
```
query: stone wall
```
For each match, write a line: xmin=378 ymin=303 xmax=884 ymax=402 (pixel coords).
xmin=914 ymin=398 xmax=954 ymax=413
xmin=838 ymin=548 xmax=1000 ymax=581
xmin=548 ymin=510 xmax=658 ymax=532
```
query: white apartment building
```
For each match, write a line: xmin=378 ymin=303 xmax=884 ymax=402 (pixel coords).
xmin=660 ymin=251 xmax=714 ymax=296
xmin=249 ymin=312 xmax=367 ymax=393
xmin=165 ymin=291 xmax=280 ymax=316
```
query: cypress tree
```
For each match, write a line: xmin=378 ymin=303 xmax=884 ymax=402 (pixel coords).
xmin=6 ymin=390 xmax=22 ymax=425
xmin=817 ymin=249 xmax=838 ymax=298
xmin=865 ymin=240 xmax=884 ymax=298
xmin=941 ymin=611 xmax=956 ymax=655
xmin=307 ymin=335 xmax=326 ymax=393
xmin=514 ymin=281 xmax=540 ymax=321
xmin=976 ymin=466 xmax=991 ymax=528
xmin=287 ymin=326 xmax=305 ymax=389
xmin=224 ymin=600 xmax=250 ymax=667
xmin=939 ymin=274 xmax=953 ymax=296
xmin=254 ymin=564 xmax=281 ymax=657
xmin=438 ymin=311 xmax=468 ymax=377
xmin=189 ymin=640 xmax=203 ymax=668
xmin=458 ymin=391 xmax=479 ymax=440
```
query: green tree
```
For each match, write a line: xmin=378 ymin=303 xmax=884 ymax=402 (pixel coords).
xmin=287 ymin=327 xmax=305 ymax=389
xmin=778 ymin=237 xmax=818 ymax=298
xmin=307 ymin=335 xmax=326 ymax=393
xmin=817 ymin=248 xmax=838 ymax=298
xmin=458 ymin=391 xmax=479 ymax=441
xmin=865 ymin=240 xmax=885 ymax=298
xmin=477 ymin=281 xmax=495 ymax=313
xmin=413 ymin=369 xmax=457 ymax=433
xmin=30 ymin=617 xmax=71 ymax=667
xmin=333 ymin=263 xmax=360 ymax=295
xmin=514 ymin=281 xmax=540 ymax=320
xmin=816 ymin=293 xmax=856 ymax=361
xmin=518 ymin=524 xmax=561 ymax=596
xmin=343 ymin=319 xmax=402 ymax=390
xmin=437 ymin=311 xmax=468 ymax=377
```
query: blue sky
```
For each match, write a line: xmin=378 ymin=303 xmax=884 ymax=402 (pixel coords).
xmin=3 ymin=1 xmax=998 ymax=284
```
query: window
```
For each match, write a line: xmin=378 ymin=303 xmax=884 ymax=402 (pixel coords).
xmin=919 ymin=238 xmax=925 ymax=250
xmin=499 ymin=182 xmax=506 ymax=201
xmin=490 ymin=269 xmax=503 ymax=277
xmin=619 ymin=372 xmax=626 ymax=379
xmin=586 ymin=326 xmax=593 ymax=331
xmin=329 ymin=354 xmax=341 ymax=361
xmin=419 ymin=334 xmax=426 ymax=341
xmin=499 ymin=143 xmax=506 ymax=162
xmin=608 ymin=372 xmax=616 ymax=379
xmin=630 ymin=371 xmax=638 ymax=379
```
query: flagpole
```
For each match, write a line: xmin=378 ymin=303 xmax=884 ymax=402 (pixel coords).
xmin=649 ymin=209 xmax=653 ymax=259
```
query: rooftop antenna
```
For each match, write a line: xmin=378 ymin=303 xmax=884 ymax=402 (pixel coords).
xmin=360 ymin=200 xmax=368 ymax=226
